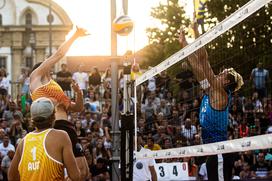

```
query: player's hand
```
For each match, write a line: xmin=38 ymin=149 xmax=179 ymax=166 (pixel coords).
xmin=178 ymin=28 xmax=187 ymax=47
xmin=75 ymin=26 xmax=89 ymax=37
xmin=71 ymin=81 xmax=82 ymax=95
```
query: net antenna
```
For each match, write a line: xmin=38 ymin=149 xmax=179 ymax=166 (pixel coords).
xmin=134 ymin=0 xmax=272 ymax=158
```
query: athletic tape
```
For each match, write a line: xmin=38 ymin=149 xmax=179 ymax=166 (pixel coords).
xmin=200 ymin=79 xmax=210 ymax=89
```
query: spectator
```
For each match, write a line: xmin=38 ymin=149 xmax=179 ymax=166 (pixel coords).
xmin=0 ymin=135 xmax=15 ymax=158
xmin=90 ymin=157 xmax=110 ymax=181
xmin=0 ymin=69 xmax=9 ymax=94
xmin=183 ymin=157 xmax=198 ymax=177
xmin=72 ymin=64 xmax=89 ymax=97
xmin=142 ymin=97 xmax=156 ymax=129
xmin=147 ymin=77 xmax=156 ymax=92
xmin=1 ymin=150 xmax=14 ymax=181
xmin=239 ymin=162 xmax=254 ymax=179
xmin=199 ymin=162 xmax=208 ymax=180
xmin=252 ymin=152 xmax=272 ymax=179
xmin=56 ymin=63 xmax=72 ymax=98
xmin=81 ymin=111 xmax=93 ymax=129
xmin=130 ymin=63 xmax=142 ymax=81
xmin=181 ymin=118 xmax=197 ymax=145
xmin=156 ymin=99 xmax=171 ymax=118
xmin=2 ymin=101 xmax=23 ymax=126
xmin=102 ymin=68 xmax=111 ymax=90
xmin=89 ymin=67 xmax=101 ymax=92
xmin=75 ymin=120 xmax=86 ymax=140
xmin=90 ymin=121 xmax=104 ymax=137
xmin=18 ymin=68 xmax=30 ymax=96
xmin=250 ymin=62 xmax=270 ymax=99
xmin=0 ymin=94 xmax=8 ymax=118
xmin=0 ymin=128 xmax=5 ymax=143
xmin=144 ymin=137 xmax=161 ymax=151
xmin=9 ymin=114 xmax=26 ymax=145
xmin=92 ymin=138 xmax=110 ymax=165
xmin=239 ymin=119 xmax=249 ymax=138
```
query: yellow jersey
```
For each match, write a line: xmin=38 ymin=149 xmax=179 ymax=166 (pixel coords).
xmin=31 ymin=79 xmax=71 ymax=109
xmin=18 ymin=129 xmax=64 ymax=181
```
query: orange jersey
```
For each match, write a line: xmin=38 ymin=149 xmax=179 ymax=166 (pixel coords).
xmin=31 ymin=79 xmax=70 ymax=109
xmin=18 ymin=129 xmax=64 ymax=181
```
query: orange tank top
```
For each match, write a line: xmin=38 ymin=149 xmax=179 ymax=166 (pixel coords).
xmin=31 ymin=79 xmax=70 ymax=109
xmin=18 ymin=129 xmax=64 ymax=181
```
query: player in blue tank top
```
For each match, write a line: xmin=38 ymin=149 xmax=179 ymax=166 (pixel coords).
xmin=178 ymin=23 xmax=244 ymax=181
xmin=199 ymin=91 xmax=231 ymax=143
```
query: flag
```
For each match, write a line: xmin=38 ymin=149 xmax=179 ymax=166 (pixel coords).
xmin=194 ymin=0 xmax=207 ymax=25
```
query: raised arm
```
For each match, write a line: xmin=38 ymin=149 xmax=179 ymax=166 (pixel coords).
xmin=191 ymin=23 xmax=216 ymax=85
xmin=31 ymin=27 xmax=88 ymax=77
xmin=179 ymin=28 xmax=222 ymax=91
xmin=179 ymin=27 xmax=228 ymax=109
xmin=68 ymin=81 xmax=84 ymax=112
xmin=178 ymin=30 xmax=206 ymax=84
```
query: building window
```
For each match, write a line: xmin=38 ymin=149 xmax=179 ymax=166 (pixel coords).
xmin=25 ymin=13 xmax=32 ymax=26
xmin=0 ymin=14 xmax=2 ymax=26
xmin=0 ymin=57 xmax=7 ymax=69
xmin=25 ymin=57 xmax=33 ymax=69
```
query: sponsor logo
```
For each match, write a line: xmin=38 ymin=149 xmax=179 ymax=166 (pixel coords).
xmin=217 ymin=145 xmax=225 ymax=150
xmin=179 ymin=150 xmax=186 ymax=155
xmin=241 ymin=141 xmax=251 ymax=148
xmin=197 ymin=147 xmax=203 ymax=153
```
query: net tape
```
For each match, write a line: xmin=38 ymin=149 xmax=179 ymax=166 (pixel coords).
xmin=135 ymin=0 xmax=272 ymax=86
xmin=136 ymin=134 xmax=272 ymax=159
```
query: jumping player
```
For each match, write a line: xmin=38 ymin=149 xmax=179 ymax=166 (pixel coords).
xmin=29 ymin=26 xmax=89 ymax=179
xmin=178 ymin=24 xmax=244 ymax=181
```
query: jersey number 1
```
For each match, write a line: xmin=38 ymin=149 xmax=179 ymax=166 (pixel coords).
xmin=31 ymin=147 xmax=37 ymax=161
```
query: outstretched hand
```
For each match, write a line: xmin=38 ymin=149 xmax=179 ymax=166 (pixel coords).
xmin=71 ymin=80 xmax=82 ymax=95
xmin=178 ymin=28 xmax=187 ymax=48
xmin=75 ymin=26 xmax=89 ymax=37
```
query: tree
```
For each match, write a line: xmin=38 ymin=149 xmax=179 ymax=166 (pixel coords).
xmin=206 ymin=0 xmax=272 ymax=75
xmin=140 ymin=0 xmax=190 ymax=69
xmin=205 ymin=0 xmax=272 ymax=95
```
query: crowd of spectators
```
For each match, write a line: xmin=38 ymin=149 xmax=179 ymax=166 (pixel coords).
xmin=0 ymin=60 xmax=270 ymax=180
xmin=137 ymin=62 xmax=271 ymax=180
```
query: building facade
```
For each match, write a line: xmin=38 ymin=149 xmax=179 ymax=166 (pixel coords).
xmin=0 ymin=0 xmax=72 ymax=95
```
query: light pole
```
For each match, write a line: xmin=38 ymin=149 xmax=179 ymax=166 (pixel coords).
xmin=47 ymin=0 xmax=53 ymax=57
xmin=29 ymin=32 xmax=36 ymax=66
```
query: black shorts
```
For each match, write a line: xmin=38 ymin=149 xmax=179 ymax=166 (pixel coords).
xmin=54 ymin=120 xmax=84 ymax=157
xmin=206 ymin=153 xmax=234 ymax=181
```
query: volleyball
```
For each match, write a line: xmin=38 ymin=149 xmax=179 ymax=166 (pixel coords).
xmin=112 ymin=15 xmax=133 ymax=36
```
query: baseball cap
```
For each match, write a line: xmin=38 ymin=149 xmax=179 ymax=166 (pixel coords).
xmin=31 ymin=97 xmax=54 ymax=119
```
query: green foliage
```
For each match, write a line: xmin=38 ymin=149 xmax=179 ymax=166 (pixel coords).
xmin=206 ymin=0 xmax=272 ymax=74
xmin=206 ymin=0 xmax=272 ymax=95
xmin=141 ymin=0 xmax=272 ymax=96
xmin=142 ymin=0 xmax=190 ymax=67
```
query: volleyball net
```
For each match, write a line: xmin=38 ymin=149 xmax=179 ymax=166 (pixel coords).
xmin=133 ymin=0 xmax=272 ymax=180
